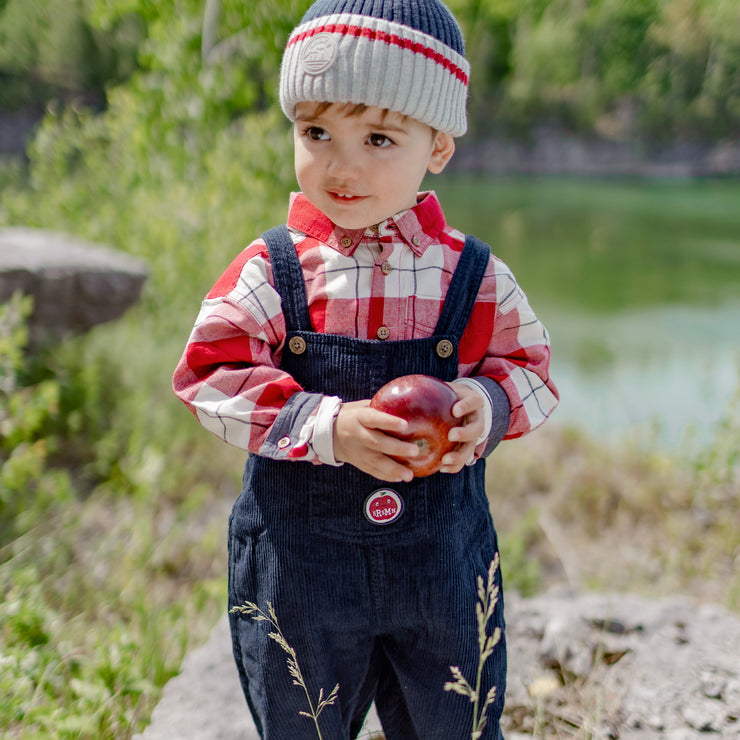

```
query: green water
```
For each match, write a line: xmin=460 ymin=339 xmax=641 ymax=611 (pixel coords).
xmin=430 ymin=176 xmax=740 ymax=447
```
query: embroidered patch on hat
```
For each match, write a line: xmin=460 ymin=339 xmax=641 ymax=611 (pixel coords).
xmin=300 ymin=32 xmax=338 ymax=74
xmin=364 ymin=489 xmax=403 ymax=525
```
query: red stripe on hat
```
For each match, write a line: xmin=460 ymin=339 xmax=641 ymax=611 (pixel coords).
xmin=288 ymin=23 xmax=468 ymax=86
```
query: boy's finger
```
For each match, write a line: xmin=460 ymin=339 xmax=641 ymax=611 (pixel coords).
xmin=363 ymin=407 xmax=410 ymax=434
xmin=365 ymin=454 xmax=414 ymax=483
xmin=448 ymin=421 xmax=483 ymax=443
xmin=440 ymin=442 xmax=474 ymax=471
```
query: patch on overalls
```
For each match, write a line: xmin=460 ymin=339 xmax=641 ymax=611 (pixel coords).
xmin=364 ymin=489 xmax=403 ymax=525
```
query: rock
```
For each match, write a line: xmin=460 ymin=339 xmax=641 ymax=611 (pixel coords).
xmin=503 ymin=591 xmax=740 ymax=739
xmin=133 ymin=618 xmax=256 ymax=740
xmin=683 ymin=701 xmax=725 ymax=733
xmin=0 ymin=227 xmax=148 ymax=346
xmin=452 ymin=129 xmax=740 ymax=177
xmin=136 ymin=591 xmax=740 ymax=739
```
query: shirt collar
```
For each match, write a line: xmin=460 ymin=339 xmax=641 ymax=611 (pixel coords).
xmin=287 ymin=192 xmax=447 ymax=256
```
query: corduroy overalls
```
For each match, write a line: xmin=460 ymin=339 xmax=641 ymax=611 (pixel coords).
xmin=228 ymin=226 xmax=506 ymax=740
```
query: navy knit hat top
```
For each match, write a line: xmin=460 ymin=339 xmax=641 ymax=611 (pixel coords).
xmin=300 ymin=0 xmax=466 ymax=56
xmin=279 ymin=0 xmax=469 ymax=135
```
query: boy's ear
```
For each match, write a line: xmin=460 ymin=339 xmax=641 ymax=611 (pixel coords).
xmin=428 ymin=132 xmax=456 ymax=174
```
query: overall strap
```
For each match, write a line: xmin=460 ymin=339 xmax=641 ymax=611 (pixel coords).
xmin=433 ymin=235 xmax=491 ymax=339
xmin=261 ymin=225 xmax=312 ymax=332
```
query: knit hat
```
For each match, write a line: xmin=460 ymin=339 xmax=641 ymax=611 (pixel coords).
xmin=279 ymin=0 xmax=469 ymax=136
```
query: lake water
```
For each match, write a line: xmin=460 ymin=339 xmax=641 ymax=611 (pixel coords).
xmin=431 ymin=176 xmax=740 ymax=449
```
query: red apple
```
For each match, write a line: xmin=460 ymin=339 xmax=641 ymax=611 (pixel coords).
xmin=369 ymin=374 xmax=461 ymax=477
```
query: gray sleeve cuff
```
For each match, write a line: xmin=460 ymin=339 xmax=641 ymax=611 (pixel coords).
xmin=259 ymin=392 xmax=323 ymax=459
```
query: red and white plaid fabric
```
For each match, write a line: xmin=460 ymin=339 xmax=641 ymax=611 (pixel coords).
xmin=173 ymin=192 xmax=558 ymax=460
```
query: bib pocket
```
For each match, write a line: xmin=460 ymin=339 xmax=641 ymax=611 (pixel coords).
xmin=308 ymin=464 xmax=432 ymax=544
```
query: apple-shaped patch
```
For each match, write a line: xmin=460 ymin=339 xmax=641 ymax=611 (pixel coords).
xmin=370 ymin=374 xmax=461 ymax=477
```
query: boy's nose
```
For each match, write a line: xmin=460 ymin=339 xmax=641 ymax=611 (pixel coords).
xmin=327 ymin=147 xmax=360 ymax=180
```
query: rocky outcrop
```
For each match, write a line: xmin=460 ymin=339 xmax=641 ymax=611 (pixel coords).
xmin=135 ymin=591 xmax=740 ymax=739
xmin=0 ymin=227 xmax=148 ymax=346
xmin=505 ymin=590 xmax=740 ymax=738
xmin=0 ymin=107 xmax=42 ymax=156
xmin=452 ymin=129 xmax=740 ymax=177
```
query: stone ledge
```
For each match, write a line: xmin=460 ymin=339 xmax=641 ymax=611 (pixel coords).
xmin=0 ymin=227 xmax=148 ymax=346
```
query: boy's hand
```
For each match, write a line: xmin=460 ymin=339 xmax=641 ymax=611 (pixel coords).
xmin=333 ymin=400 xmax=419 ymax=482
xmin=438 ymin=383 xmax=485 ymax=474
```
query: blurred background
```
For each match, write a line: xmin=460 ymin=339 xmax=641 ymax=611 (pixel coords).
xmin=0 ymin=0 xmax=738 ymax=736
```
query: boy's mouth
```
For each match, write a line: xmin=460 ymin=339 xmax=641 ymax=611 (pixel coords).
xmin=327 ymin=191 xmax=365 ymax=204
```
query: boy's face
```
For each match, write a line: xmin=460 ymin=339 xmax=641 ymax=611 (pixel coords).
xmin=293 ymin=102 xmax=455 ymax=230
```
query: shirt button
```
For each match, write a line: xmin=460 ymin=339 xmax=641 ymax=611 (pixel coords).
xmin=376 ymin=326 xmax=390 ymax=340
xmin=340 ymin=236 xmax=352 ymax=248
xmin=381 ymin=261 xmax=392 ymax=275
xmin=412 ymin=235 xmax=421 ymax=247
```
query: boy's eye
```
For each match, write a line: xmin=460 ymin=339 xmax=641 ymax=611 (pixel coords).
xmin=304 ymin=126 xmax=329 ymax=141
xmin=368 ymin=133 xmax=392 ymax=148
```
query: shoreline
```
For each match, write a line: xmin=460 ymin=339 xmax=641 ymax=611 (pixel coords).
xmin=451 ymin=127 xmax=740 ymax=178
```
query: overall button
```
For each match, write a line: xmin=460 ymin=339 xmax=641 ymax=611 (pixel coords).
xmin=381 ymin=261 xmax=392 ymax=275
xmin=436 ymin=339 xmax=454 ymax=358
xmin=376 ymin=326 xmax=390 ymax=340
xmin=288 ymin=336 xmax=307 ymax=354
xmin=277 ymin=436 xmax=291 ymax=450
xmin=340 ymin=236 xmax=352 ymax=248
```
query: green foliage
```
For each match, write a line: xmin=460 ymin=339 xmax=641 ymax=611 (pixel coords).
xmin=3 ymin=0 xmax=297 ymax=317
xmin=445 ymin=0 xmax=740 ymax=139
xmin=0 ymin=291 xmax=31 ymax=392
xmin=0 ymin=0 xmax=143 ymax=110
xmin=0 ymin=295 xmax=73 ymax=543
xmin=0 ymin=500 xmax=224 ymax=738
xmin=499 ymin=507 xmax=543 ymax=597
xmin=0 ymin=305 xmax=231 ymax=736
xmin=4 ymin=0 xmax=739 ymax=139
xmin=0 ymin=3 xmax=299 ymax=735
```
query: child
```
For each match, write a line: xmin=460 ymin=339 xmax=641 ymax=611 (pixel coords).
xmin=173 ymin=0 xmax=558 ymax=737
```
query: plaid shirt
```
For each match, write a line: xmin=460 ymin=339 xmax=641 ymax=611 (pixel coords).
xmin=173 ymin=192 xmax=558 ymax=462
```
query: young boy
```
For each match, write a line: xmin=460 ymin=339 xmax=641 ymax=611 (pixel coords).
xmin=173 ymin=0 xmax=558 ymax=737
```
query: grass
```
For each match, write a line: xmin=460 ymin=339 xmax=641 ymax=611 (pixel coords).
xmin=490 ymin=401 xmax=740 ymax=609
xmin=0 ymin=309 xmax=242 ymax=739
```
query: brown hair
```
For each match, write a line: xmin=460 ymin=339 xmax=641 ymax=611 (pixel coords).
xmin=298 ymin=101 xmax=439 ymax=137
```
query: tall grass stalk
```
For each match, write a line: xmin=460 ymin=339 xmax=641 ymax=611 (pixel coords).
xmin=445 ymin=554 xmax=502 ymax=740
xmin=229 ymin=601 xmax=339 ymax=740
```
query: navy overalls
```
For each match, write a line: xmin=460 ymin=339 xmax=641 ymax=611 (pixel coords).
xmin=228 ymin=226 xmax=506 ymax=739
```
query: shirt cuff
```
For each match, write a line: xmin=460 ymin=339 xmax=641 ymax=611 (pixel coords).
xmin=309 ymin=395 xmax=344 ymax=466
xmin=452 ymin=377 xmax=493 ymax=446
